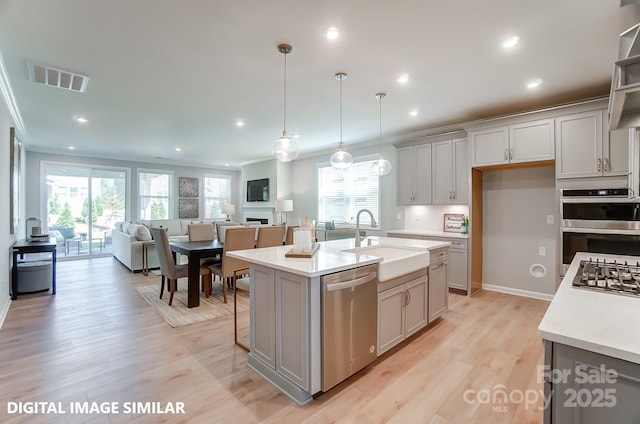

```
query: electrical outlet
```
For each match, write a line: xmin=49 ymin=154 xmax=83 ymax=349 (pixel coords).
xmin=538 ymin=246 xmax=546 ymax=256
xmin=546 ymin=215 xmax=554 ymax=225
xmin=396 ymin=212 xmax=402 ymax=220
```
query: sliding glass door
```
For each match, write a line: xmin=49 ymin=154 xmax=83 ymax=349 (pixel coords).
xmin=45 ymin=164 xmax=126 ymax=258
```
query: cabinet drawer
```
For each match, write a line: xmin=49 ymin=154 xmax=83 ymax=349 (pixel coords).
xmin=430 ymin=248 xmax=448 ymax=264
xmin=448 ymin=239 xmax=468 ymax=250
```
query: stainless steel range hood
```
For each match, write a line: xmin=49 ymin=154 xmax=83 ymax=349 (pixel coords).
xmin=608 ymin=23 xmax=640 ymax=130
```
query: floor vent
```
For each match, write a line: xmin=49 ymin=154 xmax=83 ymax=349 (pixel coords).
xmin=27 ymin=62 xmax=89 ymax=93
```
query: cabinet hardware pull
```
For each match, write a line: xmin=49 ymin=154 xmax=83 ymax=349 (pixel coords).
xmin=604 ymin=158 xmax=610 ymax=173
xmin=452 ymin=191 xmax=455 ymax=199
xmin=509 ymin=148 xmax=513 ymax=160
xmin=406 ymin=290 xmax=411 ymax=306
xmin=504 ymin=148 xmax=508 ymax=160
xmin=597 ymin=158 xmax=602 ymax=172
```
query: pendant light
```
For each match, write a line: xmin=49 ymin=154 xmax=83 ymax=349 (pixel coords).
xmin=330 ymin=72 xmax=353 ymax=169
xmin=372 ymin=92 xmax=392 ymax=176
xmin=272 ymin=44 xmax=299 ymax=162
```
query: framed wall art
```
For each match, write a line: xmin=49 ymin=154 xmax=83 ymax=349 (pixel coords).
xmin=178 ymin=177 xmax=199 ymax=198
xmin=9 ymin=127 xmax=20 ymax=235
xmin=179 ymin=198 xmax=199 ymax=218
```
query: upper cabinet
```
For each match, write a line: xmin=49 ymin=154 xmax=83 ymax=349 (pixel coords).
xmin=470 ymin=119 xmax=554 ymax=167
xmin=397 ymin=144 xmax=432 ymax=205
xmin=432 ymin=138 xmax=469 ymax=204
xmin=556 ymin=109 xmax=629 ymax=179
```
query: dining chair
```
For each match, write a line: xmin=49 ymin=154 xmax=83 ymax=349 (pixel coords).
xmin=256 ymin=226 xmax=286 ymax=248
xmin=150 ymin=227 xmax=212 ymax=306
xmin=285 ymin=225 xmax=299 ymax=245
xmin=188 ymin=223 xmax=214 ymax=241
xmin=209 ymin=227 xmax=255 ymax=303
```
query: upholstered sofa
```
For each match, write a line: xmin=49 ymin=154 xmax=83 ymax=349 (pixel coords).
xmin=112 ymin=219 xmax=219 ymax=272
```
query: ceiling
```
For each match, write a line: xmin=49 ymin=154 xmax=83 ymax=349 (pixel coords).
xmin=0 ymin=1 xmax=639 ymax=169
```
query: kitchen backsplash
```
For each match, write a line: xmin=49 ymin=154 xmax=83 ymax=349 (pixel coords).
xmin=403 ymin=205 xmax=469 ymax=232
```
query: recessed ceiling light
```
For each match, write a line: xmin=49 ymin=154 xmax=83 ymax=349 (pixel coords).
xmin=501 ymin=36 xmax=520 ymax=49
xmin=324 ymin=27 xmax=340 ymax=40
xmin=235 ymin=120 xmax=245 ymax=127
xmin=397 ymin=73 xmax=410 ymax=84
xmin=175 ymin=147 xmax=182 ymax=152
xmin=409 ymin=110 xmax=419 ymax=117
xmin=225 ymin=163 xmax=229 ymax=167
xmin=527 ymin=78 xmax=542 ymax=89
xmin=68 ymin=146 xmax=75 ymax=150
xmin=75 ymin=116 xmax=87 ymax=123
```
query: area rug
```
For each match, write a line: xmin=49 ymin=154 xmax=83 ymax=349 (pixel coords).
xmin=136 ymin=282 xmax=249 ymax=328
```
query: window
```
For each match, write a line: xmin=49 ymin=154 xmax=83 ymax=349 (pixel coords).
xmin=203 ymin=174 xmax=231 ymax=219
xmin=317 ymin=158 xmax=380 ymax=227
xmin=139 ymin=170 xmax=172 ymax=220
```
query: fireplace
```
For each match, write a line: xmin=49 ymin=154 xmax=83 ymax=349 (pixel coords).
xmin=246 ymin=218 xmax=269 ymax=224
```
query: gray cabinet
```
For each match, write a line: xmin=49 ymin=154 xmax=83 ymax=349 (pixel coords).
xmin=428 ymin=248 xmax=448 ymax=323
xmin=556 ymin=109 xmax=629 ymax=178
xmin=470 ymin=119 xmax=554 ymax=167
xmin=251 ymin=265 xmax=276 ymax=367
xmin=397 ymin=144 xmax=432 ymax=204
xmin=544 ymin=341 xmax=640 ymax=424
xmin=377 ymin=273 xmax=428 ymax=355
xmin=432 ymin=138 xmax=469 ymax=204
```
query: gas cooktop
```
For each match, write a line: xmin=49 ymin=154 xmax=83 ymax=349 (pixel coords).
xmin=573 ymin=259 xmax=640 ymax=297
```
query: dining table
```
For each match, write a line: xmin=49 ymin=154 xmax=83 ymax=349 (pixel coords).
xmin=169 ymin=239 xmax=224 ymax=308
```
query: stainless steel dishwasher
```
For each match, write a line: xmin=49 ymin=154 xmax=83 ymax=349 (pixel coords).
xmin=322 ymin=263 xmax=378 ymax=392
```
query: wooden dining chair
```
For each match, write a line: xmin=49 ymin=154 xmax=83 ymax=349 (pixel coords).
xmin=256 ymin=226 xmax=286 ymax=248
xmin=150 ymin=227 xmax=212 ymax=306
xmin=188 ymin=223 xmax=214 ymax=241
xmin=285 ymin=225 xmax=299 ymax=245
xmin=209 ymin=227 xmax=255 ymax=303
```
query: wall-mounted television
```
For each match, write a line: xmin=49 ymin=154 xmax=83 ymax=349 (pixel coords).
xmin=247 ymin=178 xmax=269 ymax=202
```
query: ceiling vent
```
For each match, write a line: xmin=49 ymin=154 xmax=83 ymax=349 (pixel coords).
xmin=27 ymin=62 xmax=89 ymax=93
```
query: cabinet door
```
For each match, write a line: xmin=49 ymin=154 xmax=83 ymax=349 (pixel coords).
xmin=397 ymin=147 xmax=416 ymax=204
xmin=428 ymin=262 xmax=448 ymax=323
xmin=414 ymin=144 xmax=432 ymax=204
xmin=405 ymin=277 xmax=428 ymax=337
xmin=556 ymin=111 xmax=602 ymax=178
xmin=251 ymin=264 xmax=276 ymax=368
xmin=605 ymin=126 xmax=630 ymax=176
xmin=470 ymin=126 xmax=509 ymax=167
xmin=509 ymin=119 xmax=554 ymax=163
xmin=448 ymin=249 xmax=468 ymax=290
xmin=452 ymin=138 xmax=469 ymax=203
xmin=377 ymin=284 xmax=405 ymax=355
xmin=275 ymin=270 xmax=309 ymax=390
xmin=432 ymin=140 xmax=453 ymax=204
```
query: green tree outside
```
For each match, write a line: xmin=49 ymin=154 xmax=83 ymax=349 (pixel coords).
xmin=48 ymin=194 xmax=60 ymax=214
xmin=56 ymin=203 xmax=75 ymax=228
xmin=80 ymin=197 xmax=105 ymax=223
xmin=151 ymin=202 xmax=166 ymax=220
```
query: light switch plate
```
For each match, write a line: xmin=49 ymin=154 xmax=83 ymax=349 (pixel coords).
xmin=538 ymin=246 xmax=546 ymax=256
xmin=546 ymin=215 xmax=554 ymax=225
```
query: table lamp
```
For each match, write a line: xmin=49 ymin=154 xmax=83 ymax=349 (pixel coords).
xmin=221 ymin=204 xmax=235 ymax=221
xmin=275 ymin=199 xmax=293 ymax=224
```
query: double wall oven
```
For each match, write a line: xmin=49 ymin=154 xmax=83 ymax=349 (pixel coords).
xmin=561 ymin=188 xmax=640 ymax=273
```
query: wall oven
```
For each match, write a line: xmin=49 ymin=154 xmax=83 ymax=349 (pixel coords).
xmin=561 ymin=188 xmax=640 ymax=272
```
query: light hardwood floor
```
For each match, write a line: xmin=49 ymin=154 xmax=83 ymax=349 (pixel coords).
xmin=0 ymin=257 xmax=550 ymax=423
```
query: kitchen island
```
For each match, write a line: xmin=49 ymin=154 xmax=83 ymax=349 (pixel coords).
xmin=228 ymin=236 xmax=449 ymax=405
xmin=538 ymin=252 xmax=640 ymax=423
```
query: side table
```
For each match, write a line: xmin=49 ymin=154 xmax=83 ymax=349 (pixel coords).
xmin=142 ymin=241 xmax=155 ymax=276
xmin=11 ymin=239 xmax=57 ymax=300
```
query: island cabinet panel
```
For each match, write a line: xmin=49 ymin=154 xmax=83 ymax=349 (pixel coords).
xmin=545 ymin=342 xmax=640 ymax=423
xmin=251 ymin=265 xmax=276 ymax=368
xmin=276 ymin=270 xmax=309 ymax=390
xmin=428 ymin=260 xmax=448 ymax=323
xmin=377 ymin=273 xmax=428 ymax=356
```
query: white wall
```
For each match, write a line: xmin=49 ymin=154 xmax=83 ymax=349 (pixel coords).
xmin=482 ymin=166 xmax=557 ymax=298
xmin=403 ymin=205 xmax=469 ymax=232
xmin=0 ymin=95 xmax=19 ymax=325
xmin=24 ymin=151 xmax=240 ymax=224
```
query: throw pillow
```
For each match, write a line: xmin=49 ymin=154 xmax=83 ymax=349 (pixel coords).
xmin=133 ymin=224 xmax=152 ymax=241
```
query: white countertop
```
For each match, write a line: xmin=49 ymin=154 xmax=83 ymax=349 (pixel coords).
xmin=387 ymin=229 xmax=469 ymax=239
xmin=538 ymin=252 xmax=640 ymax=364
xmin=227 ymin=236 xmax=450 ymax=278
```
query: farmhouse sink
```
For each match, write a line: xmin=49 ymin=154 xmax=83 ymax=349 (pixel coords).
xmin=342 ymin=245 xmax=429 ymax=282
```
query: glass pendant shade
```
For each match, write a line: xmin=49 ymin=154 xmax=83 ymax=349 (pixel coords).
xmin=372 ymin=154 xmax=392 ymax=175
xmin=330 ymin=143 xmax=353 ymax=169
xmin=273 ymin=43 xmax=299 ymax=162
xmin=273 ymin=131 xmax=299 ymax=162
xmin=373 ymin=92 xmax=392 ymax=176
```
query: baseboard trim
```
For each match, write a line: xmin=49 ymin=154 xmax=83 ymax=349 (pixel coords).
xmin=482 ymin=284 xmax=554 ymax=302
xmin=0 ymin=298 xmax=11 ymax=331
